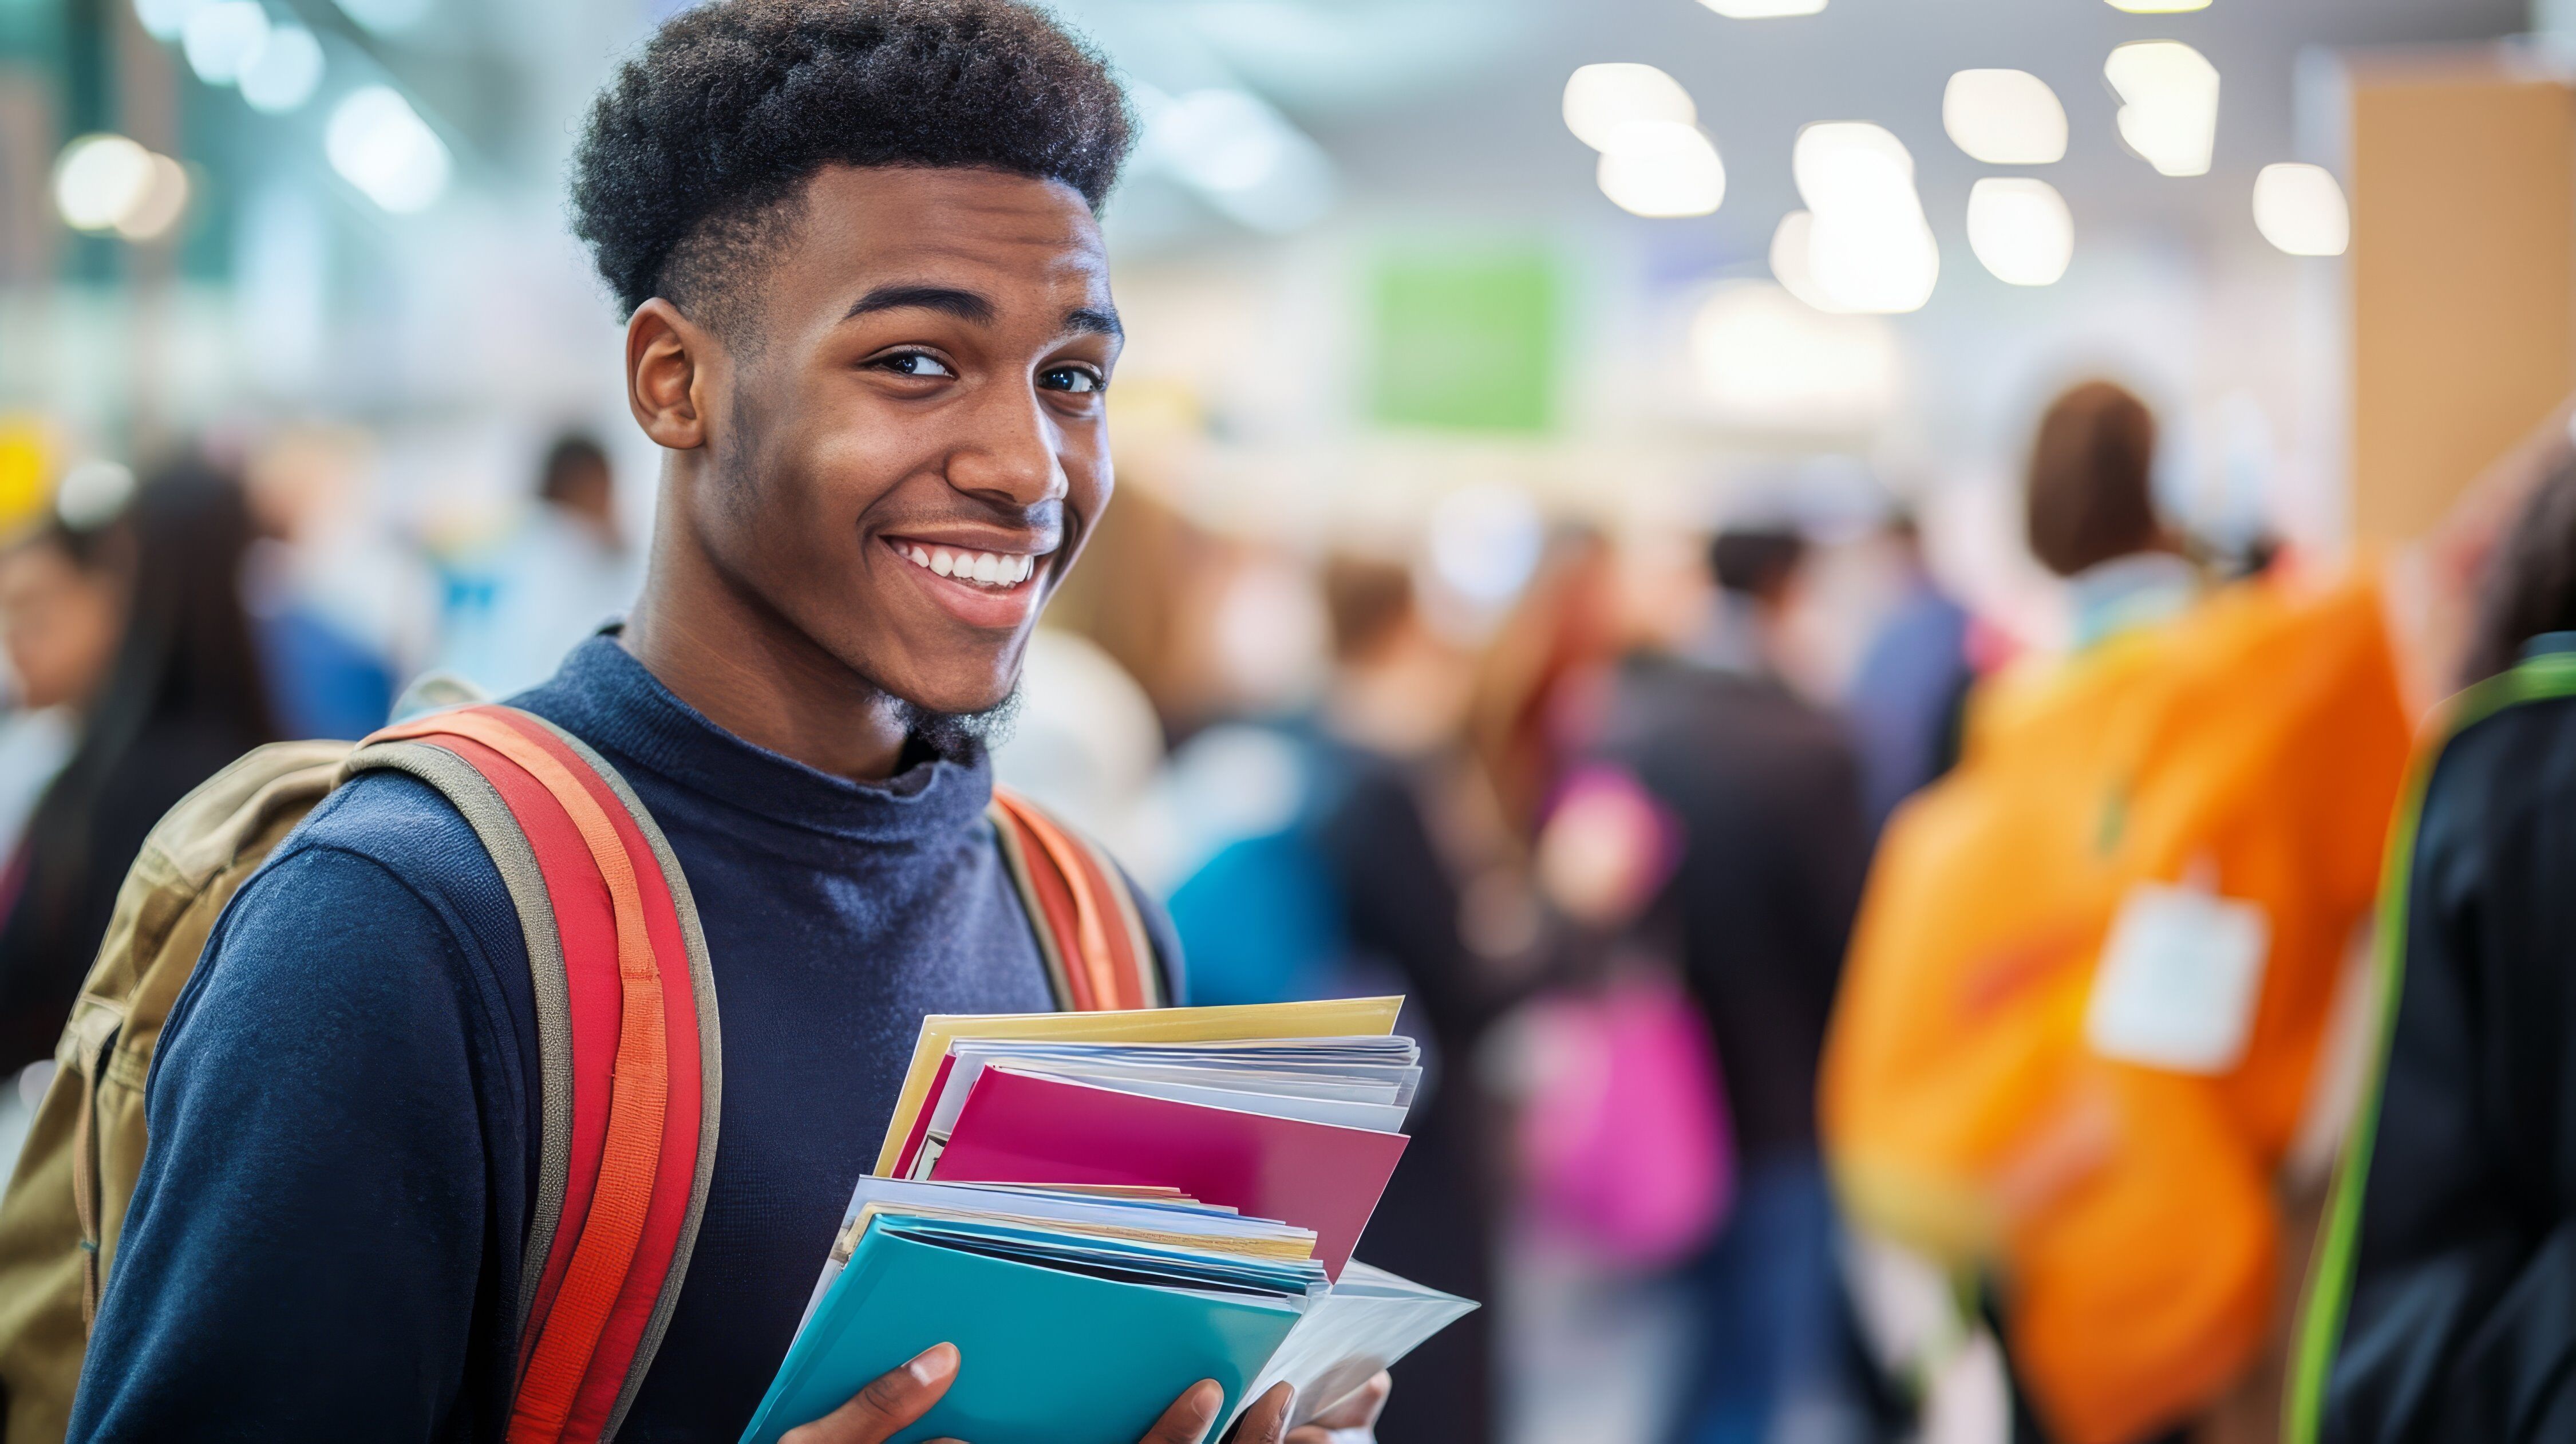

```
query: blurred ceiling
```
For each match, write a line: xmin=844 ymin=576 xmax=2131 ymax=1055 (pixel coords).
xmin=1068 ymin=0 xmax=2532 ymax=257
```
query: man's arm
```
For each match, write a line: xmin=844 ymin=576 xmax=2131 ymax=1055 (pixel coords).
xmin=70 ymin=841 xmax=530 ymax=1443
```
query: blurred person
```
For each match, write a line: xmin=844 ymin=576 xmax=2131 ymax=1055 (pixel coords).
xmin=1840 ymin=514 xmax=1973 ymax=837
xmin=1822 ymin=381 xmax=2413 ymax=1444
xmin=1165 ymin=554 xmax=1513 ymax=1443
xmin=0 ymin=462 xmax=277 ymax=1076
xmin=429 ymin=431 xmax=643 ymax=698
xmin=240 ymin=425 xmax=417 ymax=739
xmin=2287 ymin=441 xmax=2576 ymax=1444
xmin=65 ymin=5 xmax=1378 ymax=1442
xmin=1589 ymin=525 xmax=1878 ymax=1444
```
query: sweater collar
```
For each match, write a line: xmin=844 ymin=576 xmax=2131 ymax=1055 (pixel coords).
xmin=512 ymin=633 xmax=993 ymax=846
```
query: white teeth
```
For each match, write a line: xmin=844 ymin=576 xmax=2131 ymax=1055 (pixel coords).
xmin=898 ymin=542 xmax=1043 ymax=588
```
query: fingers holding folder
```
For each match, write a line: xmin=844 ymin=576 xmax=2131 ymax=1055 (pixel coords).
xmin=744 ymin=999 xmax=1475 ymax=1444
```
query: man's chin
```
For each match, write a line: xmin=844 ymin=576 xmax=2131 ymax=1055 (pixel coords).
xmin=894 ymin=687 xmax=1022 ymax=762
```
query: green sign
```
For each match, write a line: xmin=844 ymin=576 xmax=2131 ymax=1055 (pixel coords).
xmin=1367 ymin=247 xmax=1557 ymax=434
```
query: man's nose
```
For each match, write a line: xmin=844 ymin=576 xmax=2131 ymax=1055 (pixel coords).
xmin=945 ymin=377 xmax=1067 ymax=507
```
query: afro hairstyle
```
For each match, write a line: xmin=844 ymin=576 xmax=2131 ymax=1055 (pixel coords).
xmin=568 ymin=0 xmax=1132 ymax=334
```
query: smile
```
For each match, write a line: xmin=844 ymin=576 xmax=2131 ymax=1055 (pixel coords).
xmin=892 ymin=542 xmax=1040 ymax=590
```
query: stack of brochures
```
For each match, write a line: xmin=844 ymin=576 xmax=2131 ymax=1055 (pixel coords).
xmin=740 ymin=997 xmax=1479 ymax=1444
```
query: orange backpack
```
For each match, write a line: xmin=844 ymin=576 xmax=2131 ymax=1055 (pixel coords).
xmin=0 ymin=704 xmax=1159 ymax=1444
xmin=1820 ymin=571 xmax=2410 ymax=1444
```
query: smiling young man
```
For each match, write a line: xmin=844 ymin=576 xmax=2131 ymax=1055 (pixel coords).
xmin=65 ymin=3 xmax=1384 ymax=1441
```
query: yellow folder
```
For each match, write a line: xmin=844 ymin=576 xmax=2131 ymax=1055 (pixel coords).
xmin=872 ymin=997 xmax=1405 ymax=1177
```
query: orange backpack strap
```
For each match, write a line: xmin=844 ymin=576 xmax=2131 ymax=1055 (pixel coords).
xmin=350 ymin=705 xmax=719 ymax=1444
xmin=987 ymin=787 xmax=1164 ymax=1012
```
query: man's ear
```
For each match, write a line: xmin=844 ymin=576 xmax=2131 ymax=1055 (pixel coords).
xmin=627 ymin=298 xmax=717 ymax=451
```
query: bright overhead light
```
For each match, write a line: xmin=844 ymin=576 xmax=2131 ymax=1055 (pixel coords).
xmin=2105 ymin=0 xmax=2210 ymax=11
xmin=1696 ymin=0 xmax=1827 ymax=15
xmin=1692 ymin=281 xmax=1903 ymax=430
xmin=1791 ymin=122 xmax=1939 ymax=313
xmin=1769 ymin=211 xmax=1847 ymax=313
xmin=1596 ymin=120 xmax=1725 ymax=216
xmin=2252 ymin=162 xmax=2348 ymax=256
xmin=1966 ymin=177 xmax=2073 ymax=285
xmin=1943 ymin=70 xmax=2067 ymax=165
xmin=1562 ymin=64 xmax=1695 ymax=151
xmin=181 ymin=0 xmax=268 ymax=86
xmin=2106 ymin=40 xmax=2220 ymax=177
xmin=114 ymin=154 xmax=191 ymax=241
xmin=1137 ymin=87 xmax=1336 ymax=233
xmin=326 ymin=85 xmax=451 ymax=214
xmin=239 ymin=26 xmax=324 ymax=113
xmin=53 ymin=134 xmax=157 ymax=232
xmin=133 ymin=0 xmax=207 ymax=42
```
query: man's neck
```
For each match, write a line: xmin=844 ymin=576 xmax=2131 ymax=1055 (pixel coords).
xmin=621 ymin=530 xmax=912 ymax=784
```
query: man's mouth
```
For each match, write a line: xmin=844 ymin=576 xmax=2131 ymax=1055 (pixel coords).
xmin=890 ymin=540 xmax=1041 ymax=590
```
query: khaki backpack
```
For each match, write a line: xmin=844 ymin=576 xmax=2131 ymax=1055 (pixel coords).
xmin=0 ymin=707 xmax=1160 ymax=1444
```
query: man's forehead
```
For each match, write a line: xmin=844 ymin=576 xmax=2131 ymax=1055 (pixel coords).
xmin=792 ymin=165 xmax=1111 ymax=309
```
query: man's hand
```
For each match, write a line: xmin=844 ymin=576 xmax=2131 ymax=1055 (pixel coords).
xmin=781 ymin=1343 xmax=960 ymax=1444
xmin=775 ymin=1352 xmax=1394 ymax=1444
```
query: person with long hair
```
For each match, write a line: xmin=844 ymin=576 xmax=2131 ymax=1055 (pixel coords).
xmin=0 ymin=461 xmax=276 ymax=1074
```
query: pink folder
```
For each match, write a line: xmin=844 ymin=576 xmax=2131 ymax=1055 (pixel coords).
xmin=928 ymin=1068 xmax=1407 ymax=1280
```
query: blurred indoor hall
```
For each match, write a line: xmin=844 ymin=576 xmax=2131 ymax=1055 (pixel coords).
xmin=10 ymin=0 xmax=2576 ymax=1439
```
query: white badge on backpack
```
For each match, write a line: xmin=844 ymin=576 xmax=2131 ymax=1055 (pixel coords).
xmin=2083 ymin=873 xmax=2270 ymax=1075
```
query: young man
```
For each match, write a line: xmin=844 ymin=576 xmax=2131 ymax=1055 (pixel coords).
xmin=68 ymin=3 xmax=1385 ymax=1440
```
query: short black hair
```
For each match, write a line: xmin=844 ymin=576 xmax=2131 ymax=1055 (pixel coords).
xmin=569 ymin=0 xmax=1133 ymax=332
xmin=1709 ymin=528 xmax=1805 ymax=602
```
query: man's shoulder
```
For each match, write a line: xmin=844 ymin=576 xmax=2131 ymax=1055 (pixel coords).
xmin=246 ymin=766 xmax=519 ymax=950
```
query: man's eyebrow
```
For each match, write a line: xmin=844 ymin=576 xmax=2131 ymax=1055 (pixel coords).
xmin=843 ymin=285 xmax=995 ymax=325
xmin=1065 ymin=306 xmax=1123 ymax=339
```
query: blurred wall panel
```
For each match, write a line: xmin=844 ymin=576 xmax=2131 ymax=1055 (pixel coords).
xmin=2349 ymin=56 xmax=2576 ymax=543
xmin=0 ymin=72 xmax=55 ymax=287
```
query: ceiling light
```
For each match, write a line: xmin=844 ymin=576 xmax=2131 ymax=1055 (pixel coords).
xmin=1966 ymin=177 xmax=2073 ymax=285
xmin=326 ymin=86 xmax=450 ymax=214
xmin=1691 ymin=281 xmax=1902 ymax=430
xmin=1943 ymin=69 xmax=2067 ymax=165
xmin=2251 ymin=162 xmax=2348 ymax=256
xmin=1562 ymin=64 xmax=1695 ymax=152
xmin=1790 ymin=123 xmax=1938 ymax=312
xmin=1696 ymin=0 xmax=1828 ymax=15
xmin=2104 ymin=0 xmax=2210 ymax=11
xmin=181 ymin=0 xmax=268 ymax=86
xmin=2105 ymin=40 xmax=2220 ymax=177
xmin=1769 ymin=211 xmax=1848 ymax=313
xmin=1139 ymin=87 xmax=1336 ymax=233
xmin=1596 ymin=121 xmax=1725 ymax=217
xmin=53 ymin=134 xmax=157 ymax=232
xmin=114 ymin=154 xmax=191 ymax=241
xmin=239 ymin=26 xmax=324 ymax=113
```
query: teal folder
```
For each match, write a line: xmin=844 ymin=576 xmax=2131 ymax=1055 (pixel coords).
xmin=738 ymin=1222 xmax=1309 ymax=1444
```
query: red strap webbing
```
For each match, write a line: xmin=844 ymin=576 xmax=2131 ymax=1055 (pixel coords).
xmin=368 ymin=707 xmax=704 ymax=1444
xmin=990 ymin=789 xmax=1160 ymax=1011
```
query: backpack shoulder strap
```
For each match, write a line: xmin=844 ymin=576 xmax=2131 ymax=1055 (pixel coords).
xmin=987 ymin=787 xmax=1165 ymax=1012
xmin=2283 ymin=646 xmax=2576 ymax=1443
xmin=354 ymin=705 xmax=718 ymax=1444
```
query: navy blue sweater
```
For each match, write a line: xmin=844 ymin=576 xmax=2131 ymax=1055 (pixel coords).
xmin=70 ymin=636 xmax=1175 ymax=1442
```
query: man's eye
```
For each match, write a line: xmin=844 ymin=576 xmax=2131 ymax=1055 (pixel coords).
xmin=878 ymin=352 xmax=955 ymax=378
xmin=1041 ymin=366 xmax=1101 ymax=395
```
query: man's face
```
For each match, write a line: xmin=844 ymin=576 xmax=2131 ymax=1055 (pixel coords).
xmin=692 ymin=165 xmax=1119 ymax=718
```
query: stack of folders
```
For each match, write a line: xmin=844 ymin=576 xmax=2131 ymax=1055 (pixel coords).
xmin=739 ymin=998 xmax=1479 ymax=1444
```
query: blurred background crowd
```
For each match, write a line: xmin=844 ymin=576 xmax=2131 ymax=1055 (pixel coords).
xmin=5 ymin=0 xmax=2574 ymax=1441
